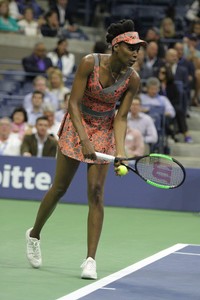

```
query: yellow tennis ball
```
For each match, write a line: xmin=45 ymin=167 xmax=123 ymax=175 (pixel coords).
xmin=118 ymin=165 xmax=128 ymax=176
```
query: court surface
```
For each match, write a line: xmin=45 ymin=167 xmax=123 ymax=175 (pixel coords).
xmin=58 ymin=244 xmax=200 ymax=299
xmin=1 ymin=199 xmax=200 ymax=300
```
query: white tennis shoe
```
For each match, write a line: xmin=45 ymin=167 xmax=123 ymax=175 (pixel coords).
xmin=81 ymin=257 xmax=97 ymax=279
xmin=26 ymin=228 xmax=42 ymax=268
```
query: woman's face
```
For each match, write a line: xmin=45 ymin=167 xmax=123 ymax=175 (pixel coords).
xmin=57 ymin=41 xmax=67 ymax=54
xmin=117 ymin=42 xmax=140 ymax=66
xmin=13 ymin=112 xmax=25 ymax=124
xmin=0 ymin=2 xmax=9 ymax=16
xmin=24 ymin=9 xmax=33 ymax=22
xmin=158 ymin=68 xmax=166 ymax=81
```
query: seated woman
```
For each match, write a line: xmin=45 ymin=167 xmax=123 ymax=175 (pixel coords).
xmin=0 ymin=0 xmax=20 ymax=32
xmin=10 ymin=107 xmax=31 ymax=140
xmin=18 ymin=7 xmax=41 ymax=36
xmin=47 ymin=38 xmax=76 ymax=79
xmin=47 ymin=68 xmax=70 ymax=110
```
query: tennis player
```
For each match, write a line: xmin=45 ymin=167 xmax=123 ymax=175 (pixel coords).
xmin=26 ymin=19 xmax=146 ymax=280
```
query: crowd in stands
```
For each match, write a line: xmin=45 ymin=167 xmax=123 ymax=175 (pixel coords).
xmin=0 ymin=0 xmax=200 ymax=158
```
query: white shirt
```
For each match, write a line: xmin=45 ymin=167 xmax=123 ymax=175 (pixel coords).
xmin=140 ymin=93 xmax=176 ymax=118
xmin=47 ymin=51 xmax=75 ymax=77
xmin=127 ymin=112 xmax=158 ymax=144
xmin=0 ymin=134 xmax=21 ymax=156
xmin=18 ymin=19 xmax=40 ymax=36
xmin=35 ymin=133 xmax=48 ymax=157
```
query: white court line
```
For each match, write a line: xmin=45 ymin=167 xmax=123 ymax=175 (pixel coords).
xmin=56 ymin=243 xmax=187 ymax=300
xmin=174 ymin=251 xmax=200 ymax=256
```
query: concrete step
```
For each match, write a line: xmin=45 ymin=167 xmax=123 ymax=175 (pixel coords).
xmin=169 ymin=142 xmax=200 ymax=157
xmin=187 ymin=108 xmax=200 ymax=130
xmin=172 ymin=156 xmax=200 ymax=169
xmin=174 ymin=131 xmax=200 ymax=143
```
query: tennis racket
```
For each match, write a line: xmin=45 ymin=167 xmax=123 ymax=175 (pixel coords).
xmin=95 ymin=152 xmax=186 ymax=189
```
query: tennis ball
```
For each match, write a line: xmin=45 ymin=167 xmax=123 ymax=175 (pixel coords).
xmin=118 ymin=165 xmax=128 ymax=176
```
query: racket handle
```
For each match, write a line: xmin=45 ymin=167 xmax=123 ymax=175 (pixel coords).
xmin=95 ymin=152 xmax=115 ymax=162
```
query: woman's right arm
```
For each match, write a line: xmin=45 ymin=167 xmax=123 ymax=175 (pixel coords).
xmin=68 ymin=54 xmax=97 ymax=160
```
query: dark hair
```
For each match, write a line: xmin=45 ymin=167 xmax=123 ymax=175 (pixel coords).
xmin=93 ymin=41 xmax=108 ymax=53
xmin=57 ymin=38 xmax=67 ymax=46
xmin=45 ymin=9 xmax=57 ymax=21
xmin=106 ymin=19 xmax=135 ymax=44
xmin=11 ymin=107 xmax=28 ymax=122
xmin=36 ymin=116 xmax=49 ymax=123
xmin=32 ymin=90 xmax=44 ymax=98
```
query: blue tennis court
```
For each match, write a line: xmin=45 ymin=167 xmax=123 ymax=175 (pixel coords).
xmin=57 ymin=244 xmax=200 ymax=300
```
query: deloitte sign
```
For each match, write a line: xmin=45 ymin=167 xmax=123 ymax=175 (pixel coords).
xmin=0 ymin=165 xmax=51 ymax=190
xmin=0 ymin=156 xmax=56 ymax=200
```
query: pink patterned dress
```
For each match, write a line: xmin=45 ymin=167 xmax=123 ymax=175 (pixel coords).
xmin=58 ymin=54 xmax=133 ymax=164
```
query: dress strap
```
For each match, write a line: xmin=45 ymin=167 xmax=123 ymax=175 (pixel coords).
xmin=93 ymin=53 xmax=99 ymax=66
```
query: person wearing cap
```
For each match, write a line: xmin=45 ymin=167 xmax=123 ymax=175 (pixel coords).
xmin=25 ymin=19 xmax=146 ymax=280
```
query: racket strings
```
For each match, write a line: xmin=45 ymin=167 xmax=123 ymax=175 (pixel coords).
xmin=136 ymin=157 xmax=184 ymax=186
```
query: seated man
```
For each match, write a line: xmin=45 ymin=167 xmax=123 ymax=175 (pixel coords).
xmin=140 ymin=77 xmax=176 ymax=118
xmin=22 ymin=42 xmax=53 ymax=75
xmin=127 ymin=96 xmax=158 ymax=152
xmin=21 ymin=116 xmax=57 ymax=157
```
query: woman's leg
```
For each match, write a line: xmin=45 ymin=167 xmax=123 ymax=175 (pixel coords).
xmin=30 ymin=147 xmax=80 ymax=239
xmin=86 ymin=163 xmax=110 ymax=259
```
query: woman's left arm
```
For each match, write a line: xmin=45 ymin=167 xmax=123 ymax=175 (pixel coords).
xmin=114 ymin=70 xmax=140 ymax=158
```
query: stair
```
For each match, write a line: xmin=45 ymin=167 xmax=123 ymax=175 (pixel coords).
xmin=168 ymin=107 xmax=200 ymax=169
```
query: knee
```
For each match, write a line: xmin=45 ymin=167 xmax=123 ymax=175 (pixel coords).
xmin=51 ymin=183 xmax=67 ymax=199
xmin=88 ymin=183 xmax=104 ymax=206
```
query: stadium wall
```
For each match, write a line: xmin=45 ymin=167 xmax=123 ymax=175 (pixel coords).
xmin=0 ymin=155 xmax=199 ymax=212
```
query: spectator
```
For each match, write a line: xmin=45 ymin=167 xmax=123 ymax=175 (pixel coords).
xmin=47 ymin=68 xmax=70 ymax=109
xmin=93 ymin=40 xmax=110 ymax=54
xmin=140 ymin=77 xmax=176 ymax=118
xmin=41 ymin=9 xmax=60 ymax=37
xmin=42 ymin=103 xmax=60 ymax=140
xmin=0 ymin=0 xmax=20 ymax=32
xmin=127 ymin=96 xmax=158 ymax=150
xmin=8 ymin=0 xmax=22 ymax=20
xmin=10 ymin=107 xmax=31 ymax=140
xmin=174 ymin=42 xmax=195 ymax=105
xmin=23 ymin=75 xmax=59 ymax=111
xmin=140 ymin=41 xmax=165 ymax=80
xmin=145 ymin=27 xmax=166 ymax=58
xmin=21 ymin=116 xmax=57 ymax=157
xmin=47 ymin=38 xmax=75 ymax=78
xmin=125 ymin=126 xmax=145 ymax=157
xmin=165 ymin=48 xmax=189 ymax=111
xmin=22 ymin=42 xmax=53 ymax=75
xmin=158 ymin=66 xmax=192 ymax=143
xmin=18 ymin=7 xmax=41 ymax=36
xmin=51 ymin=0 xmax=76 ymax=30
xmin=55 ymin=91 xmax=70 ymax=122
xmin=26 ymin=90 xmax=44 ymax=127
xmin=159 ymin=17 xmax=183 ymax=49
xmin=0 ymin=117 xmax=21 ymax=156
xmin=186 ymin=0 xmax=200 ymax=23
xmin=16 ymin=0 xmax=44 ymax=19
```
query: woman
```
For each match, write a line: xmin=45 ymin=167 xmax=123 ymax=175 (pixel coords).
xmin=10 ymin=107 xmax=31 ymax=140
xmin=47 ymin=68 xmax=70 ymax=109
xmin=47 ymin=38 xmax=76 ymax=78
xmin=158 ymin=66 xmax=192 ymax=143
xmin=26 ymin=19 xmax=146 ymax=279
xmin=0 ymin=0 xmax=20 ymax=32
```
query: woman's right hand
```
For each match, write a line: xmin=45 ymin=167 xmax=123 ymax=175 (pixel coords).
xmin=80 ymin=138 xmax=97 ymax=160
